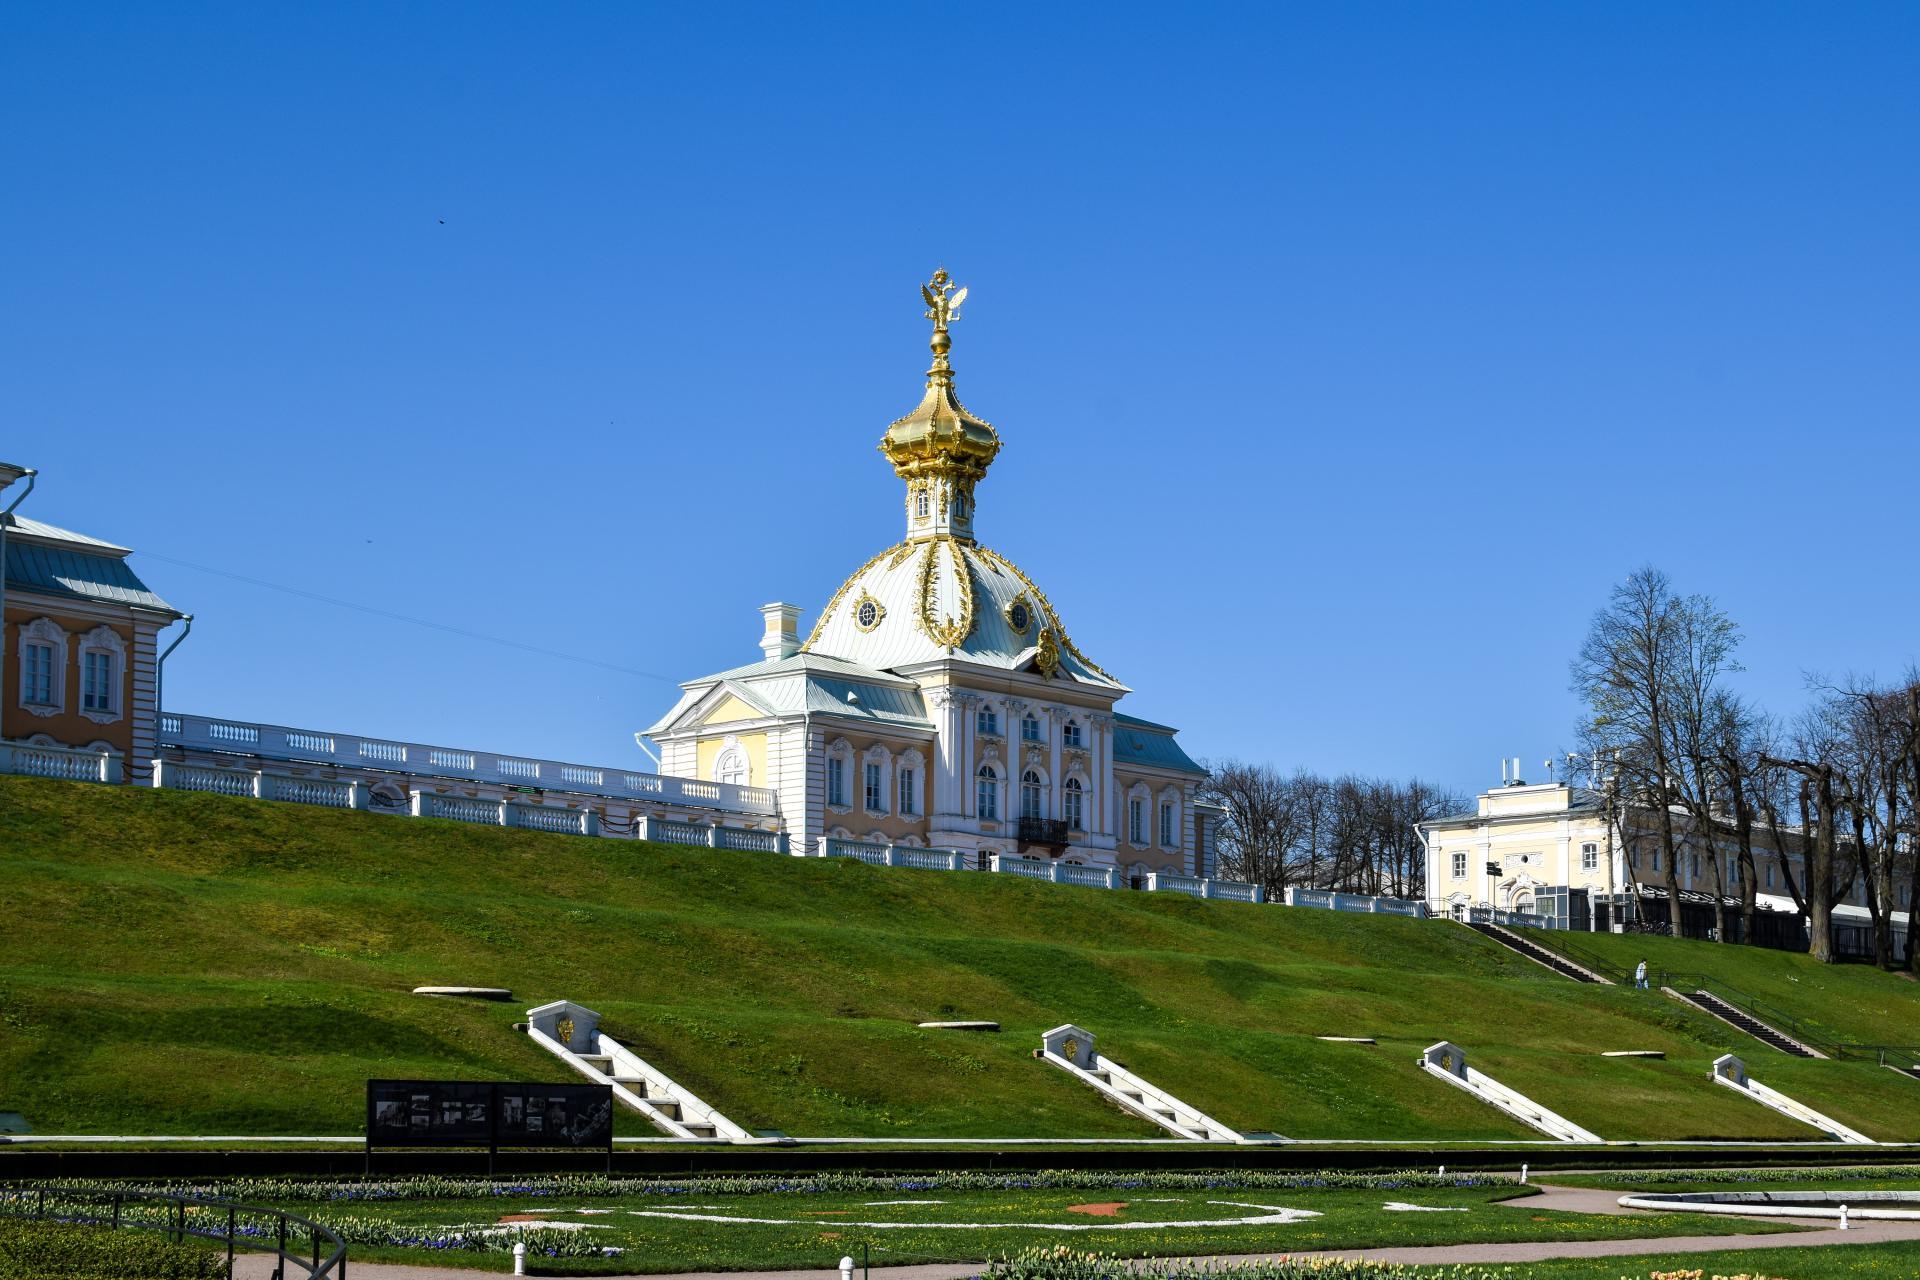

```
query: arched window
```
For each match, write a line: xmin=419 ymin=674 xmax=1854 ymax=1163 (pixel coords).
xmin=1063 ymin=720 xmax=1083 ymax=748
xmin=1021 ymin=770 xmax=1043 ymax=819
xmin=1064 ymin=777 xmax=1084 ymax=830
xmin=714 ymin=748 xmax=747 ymax=788
xmin=976 ymin=764 xmax=999 ymax=820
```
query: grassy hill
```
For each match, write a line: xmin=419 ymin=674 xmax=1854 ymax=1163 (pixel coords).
xmin=3 ymin=775 xmax=1919 ymax=1143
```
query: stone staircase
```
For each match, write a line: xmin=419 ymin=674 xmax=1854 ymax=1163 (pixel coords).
xmin=1673 ymin=989 xmax=1823 ymax=1058
xmin=1464 ymin=922 xmax=1613 ymax=984
xmin=525 ymin=1000 xmax=754 ymax=1142
xmin=1711 ymin=1054 xmax=1873 ymax=1143
xmin=1039 ymin=1024 xmax=1252 ymax=1143
xmin=1418 ymin=1040 xmax=1603 ymax=1143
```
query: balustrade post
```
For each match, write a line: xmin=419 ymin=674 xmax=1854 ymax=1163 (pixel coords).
xmin=347 ymin=780 xmax=368 ymax=811
xmin=1252 ymin=884 xmax=1266 ymax=904
xmin=252 ymin=771 xmax=269 ymax=800
xmin=1106 ymin=867 xmax=1121 ymax=890
xmin=775 ymin=831 xmax=790 ymax=855
xmin=884 ymin=844 xmax=900 ymax=867
xmin=1049 ymin=861 xmax=1065 ymax=883
xmin=151 ymin=757 xmax=173 ymax=789
xmin=495 ymin=800 xmax=509 ymax=826
xmin=706 ymin=824 xmax=719 ymax=847
xmin=100 ymin=751 xmax=121 ymax=784
xmin=1200 ymin=878 xmax=1214 ymax=899
xmin=408 ymin=791 xmax=428 ymax=818
xmin=582 ymin=808 xmax=601 ymax=837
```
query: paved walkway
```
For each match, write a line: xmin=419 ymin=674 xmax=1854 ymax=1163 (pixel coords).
xmin=230 ymin=1185 xmax=1920 ymax=1279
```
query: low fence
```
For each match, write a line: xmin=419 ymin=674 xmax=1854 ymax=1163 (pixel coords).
xmin=1287 ymin=887 xmax=1430 ymax=918
xmin=0 ymin=740 xmax=120 ymax=784
xmin=806 ymin=838 xmax=1266 ymax=901
xmin=160 ymin=710 xmax=778 ymax=817
xmin=0 ymin=1185 xmax=346 ymax=1279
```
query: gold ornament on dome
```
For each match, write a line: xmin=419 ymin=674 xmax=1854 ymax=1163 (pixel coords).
xmin=914 ymin=536 xmax=976 ymax=650
xmin=1004 ymin=595 xmax=1034 ymax=637
xmin=852 ymin=592 xmax=887 ymax=633
xmin=1035 ymin=627 xmax=1062 ymax=680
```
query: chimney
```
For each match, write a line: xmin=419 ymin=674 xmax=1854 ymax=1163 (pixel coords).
xmin=759 ymin=602 xmax=801 ymax=661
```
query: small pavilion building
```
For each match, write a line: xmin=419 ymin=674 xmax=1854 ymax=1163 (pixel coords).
xmin=644 ymin=273 xmax=1220 ymax=874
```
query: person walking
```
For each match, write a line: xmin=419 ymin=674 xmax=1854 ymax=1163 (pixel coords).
xmin=1635 ymin=959 xmax=1649 ymax=990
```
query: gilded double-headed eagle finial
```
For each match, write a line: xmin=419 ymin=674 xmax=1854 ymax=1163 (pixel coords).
xmin=920 ymin=268 xmax=968 ymax=358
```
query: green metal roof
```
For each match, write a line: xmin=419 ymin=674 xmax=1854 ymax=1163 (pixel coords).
xmin=1113 ymin=713 xmax=1204 ymax=774
xmin=3 ymin=529 xmax=177 ymax=614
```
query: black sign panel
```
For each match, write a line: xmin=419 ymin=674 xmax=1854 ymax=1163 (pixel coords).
xmin=366 ymin=1080 xmax=613 ymax=1150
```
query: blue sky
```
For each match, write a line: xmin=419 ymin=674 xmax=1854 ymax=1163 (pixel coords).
xmin=4 ymin=3 xmax=1916 ymax=796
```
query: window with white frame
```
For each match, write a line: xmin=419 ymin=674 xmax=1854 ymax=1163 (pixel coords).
xmin=1063 ymin=720 xmax=1083 ymax=748
xmin=1581 ymin=842 xmax=1598 ymax=872
xmin=1064 ymin=777 xmax=1084 ymax=830
xmin=714 ymin=747 xmax=747 ymax=788
xmin=1021 ymin=770 xmax=1043 ymax=819
xmin=915 ymin=490 xmax=930 ymax=519
xmin=1159 ymin=800 xmax=1175 ymax=848
xmin=976 ymin=764 xmax=999 ymax=820
xmin=1021 ymin=715 xmax=1041 ymax=742
xmin=898 ymin=767 xmax=917 ymax=816
xmin=976 ymin=707 xmax=999 ymax=736
xmin=1451 ymin=850 xmax=1467 ymax=878
xmin=1128 ymin=797 xmax=1145 ymax=845
xmin=75 ymin=626 xmax=125 ymax=723
xmin=827 ymin=756 xmax=847 ymax=808
xmin=22 ymin=641 xmax=55 ymax=706
xmin=17 ymin=618 xmax=68 ymax=715
xmin=865 ymin=761 xmax=885 ymax=812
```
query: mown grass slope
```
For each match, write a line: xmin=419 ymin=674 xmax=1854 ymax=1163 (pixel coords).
xmin=2 ymin=775 xmax=1917 ymax=1142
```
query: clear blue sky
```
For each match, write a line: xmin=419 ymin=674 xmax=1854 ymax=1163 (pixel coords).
xmin=5 ymin=4 xmax=1916 ymax=796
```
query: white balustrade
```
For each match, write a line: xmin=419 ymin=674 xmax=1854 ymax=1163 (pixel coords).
xmin=0 ymin=741 xmax=120 ymax=784
xmin=264 ymin=775 xmax=363 ymax=810
xmin=1284 ymin=886 xmax=1427 ymax=917
xmin=159 ymin=710 xmax=779 ymax=816
xmin=991 ymin=855 xmax=1055 ymax=881
xmin=1059 ymin=863 xmax=1123 ymax=889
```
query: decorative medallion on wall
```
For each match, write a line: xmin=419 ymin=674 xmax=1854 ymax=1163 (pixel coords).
xmin=852 ymin=592 xmax=887 ymax=632
xmin=1004 ymin=595 xmax=1033 ymax=636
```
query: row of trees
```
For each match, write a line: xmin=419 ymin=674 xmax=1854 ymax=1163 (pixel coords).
xmin=1571 ymin=566 xmax=1920 ymax=968
xmin=1197 ymin=764 xmax=1464 ymax=901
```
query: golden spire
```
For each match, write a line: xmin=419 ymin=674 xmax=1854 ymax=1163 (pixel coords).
xmin=882 ymin=268 xmax=1000 ymax=543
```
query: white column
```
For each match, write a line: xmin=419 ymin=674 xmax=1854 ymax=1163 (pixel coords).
xmin=1047 ymin=705 xmax=1062 ymax=817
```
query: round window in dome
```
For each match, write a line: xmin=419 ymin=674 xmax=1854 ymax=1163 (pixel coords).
xmin=852 ymin=592 xmax=886 ymax=633
xmin=1005 ymin=597 xmax=1033 ymax=636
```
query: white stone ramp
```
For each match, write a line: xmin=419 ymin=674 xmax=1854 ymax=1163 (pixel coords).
xmin=1711 ymin=1053 xmax=1875 ymax=1144
xmin=1418 ymin=1041 xmax=1601 ymax=1143
xmin=1038 ymin=1024 xmax=1251 ymax=1142
xmin=526 ymin=1000 xmax=753 ymax=1143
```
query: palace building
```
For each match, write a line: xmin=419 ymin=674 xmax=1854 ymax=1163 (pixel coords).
xmin=1 ymin=461 xmax=184 ymax=784
xmin=643 ymin=272 xmax=1222 ymax=874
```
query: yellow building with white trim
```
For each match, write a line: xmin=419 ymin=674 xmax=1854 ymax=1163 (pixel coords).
xmin=644 ymin=272 xmax=1220 ymax=874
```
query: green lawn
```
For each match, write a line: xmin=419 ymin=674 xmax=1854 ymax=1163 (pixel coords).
xmin=4 ymin=775 xmax=1920 ymax=1142
xmin=231 ymin=1181 xmax=1792 ymax=1274
xmin=1433 ymin=1243 xmax=1920 ymax=1279
xmin=1532 ymin=925 xmax=1920 ymax=1047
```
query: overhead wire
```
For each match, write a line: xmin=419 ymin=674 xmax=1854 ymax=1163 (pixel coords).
xmin=138 ymin=550 xmax=682 ymax=685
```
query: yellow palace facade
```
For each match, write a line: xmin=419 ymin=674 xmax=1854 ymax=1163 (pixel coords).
xmin=644 ymin=273 xmax=1222 ymax=876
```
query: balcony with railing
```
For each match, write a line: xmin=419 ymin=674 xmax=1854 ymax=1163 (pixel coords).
xmin=1017 ymin=816 xmax=1071 ymax=848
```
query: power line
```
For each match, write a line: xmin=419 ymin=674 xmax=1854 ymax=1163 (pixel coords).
xmin=140 ymin=550 xmax=681 ymax=685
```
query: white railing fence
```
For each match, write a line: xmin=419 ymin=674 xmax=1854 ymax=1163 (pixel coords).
xmin=159 ymin=711 xmax=778 ymax=816
xmin=0 ymin=741 xmax=121 ymax=785
xmin=1285 ymin=887 xmax=1431 ymax=918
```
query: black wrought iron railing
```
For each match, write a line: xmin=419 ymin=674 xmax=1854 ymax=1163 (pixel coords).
xmin=1018 ymin=817 xmax=1069 ymax=846
xmin=0 ymin=1186 xmax=347 ymax=1279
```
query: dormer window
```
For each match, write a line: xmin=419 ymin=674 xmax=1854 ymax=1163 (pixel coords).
xmin=1063 ymin=720 xmax=1083 ymax=748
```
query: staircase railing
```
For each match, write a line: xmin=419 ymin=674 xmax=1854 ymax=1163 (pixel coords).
xmin=0 ymin=1186 xmax=347 ymax=1279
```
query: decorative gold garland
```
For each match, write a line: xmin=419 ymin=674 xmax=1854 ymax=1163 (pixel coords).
xmin=801 ymin=543 xmax=904 ymax=653
xmin=973 ymin=546 xmax=1117 ymax=682
xmin=914 ymin=536 xmax=976 ymax=650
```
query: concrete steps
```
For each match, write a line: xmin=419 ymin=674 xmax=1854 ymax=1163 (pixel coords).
xmin=1039 ymin=1023 xmax=1255 ymax=1143
xmin=1711 ymin=1054 xmax=1873 ymax=1143
xmin=1676 ymin=989 xmax=1822 ymax=1058
xmin=1418 ymin=1040 xmax=1602 ymax=1143
xmin=1464 ymin=922 xmax=1612 ymax=984
xmin=525 ymin=999 xmax=752 ymax=1143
